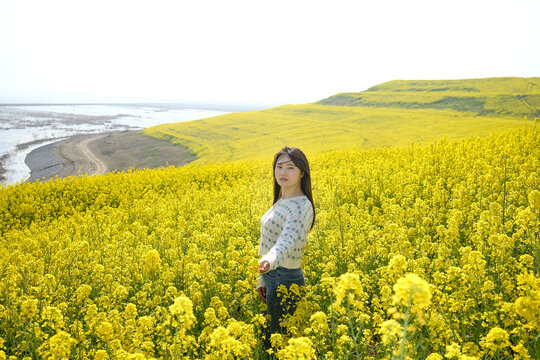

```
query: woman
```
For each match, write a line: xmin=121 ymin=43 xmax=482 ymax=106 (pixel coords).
xmin=256 ymin=146 xmax=315 ymax=352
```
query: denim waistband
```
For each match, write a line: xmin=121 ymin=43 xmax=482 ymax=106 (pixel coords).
xmin=267 ymin=267 xmax=302 ymax=275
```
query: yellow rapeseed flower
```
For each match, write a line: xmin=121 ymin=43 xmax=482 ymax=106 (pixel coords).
xmin=392 ymin=273 xmax=431 ymax=310
xmin=96 ymin=321 xmax=114 ymax=342
xmin=480 ymin=327 xmax=511 ymax=355
xmin=74 ymin=284 xmax=92 ymax=305
xmin=94 ymin=349 xmax=110 ymax=360
xmin=309 ymin=311 xmax=329 ymax=335
xmin=144 ymin=249 xmax=161 ymax=277
xmin=528 ymin=189 xmax=540 ymax=212
xmin=278 ymin=337 xmax=315 ymax=360
xmin=169 ymin=296 xmax=196 ymax=329
xmin=41 ymin=306 xmax=64 ymax=331
xmin=378 ymin=319 xmax=402 ymax=345
xmin=445 ymin=342 xmax=461 ymax=359
xmin=20 ymin=299 xmax=38 ymax=322
xmin=38 ymin=330 xmax=75 ymax=359
xmin=333 ymin=272 xmax=364 ymax=308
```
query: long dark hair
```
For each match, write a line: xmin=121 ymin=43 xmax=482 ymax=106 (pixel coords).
xmin=272 ymin=146 xmax=315 ymax=230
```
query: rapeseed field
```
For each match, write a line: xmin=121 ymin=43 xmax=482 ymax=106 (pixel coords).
xmin=143 ymin=105 xmax=528 ymax=165
xmin=1 ymin=124 xmax=538 ymax=359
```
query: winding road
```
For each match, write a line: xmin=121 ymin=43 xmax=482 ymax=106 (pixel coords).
xmin=78 ymin=134 xmax=108 ymax=175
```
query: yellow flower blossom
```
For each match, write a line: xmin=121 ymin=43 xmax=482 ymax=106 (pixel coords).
xmin=95 ymin=349 xmax=110 ymax=360
xmin=378 ymin=319 xmax=402 ymax=345
xmin=332 ymin=272 xmax=365 ymax=309
xmin=20 ymin=299 xmax=38 ymax=322
xmin=445 ymin=342 xmax=461 ymax=359
xmin=480 ymin=327 xmax=511 ymax=355
xmin=41 ymin=306 xmax=64 ymax=331
xmin=143 ymin=249 xmax=161 ymax=277
xmin=511 ymin=342 xmax=531 ymax=360
xmin=277 ymin=337 xmax=315 ymax=360
xmin=169 ymin=296 xmax=196 ymax=329
xmin=388 ymin=254 xmax=408 ymax=277
xmin=125 ymin=303 xmax=138 ymax=319
xmin=528 ymin=189 xmax=540 ymax=212
xmin=75 ymin=284 xmax=92 ymax=305
xmin=96 ymin=321 xmax=114 ymax=342
xmin=38 ymin=330 xmax=75 ymax=359
xmin=392 ymin=273 xmax=431 ymax=311
xmin=309 ymin=311 xmax=329 ymax=335
xmin=205 ymin=321 xmax=255 ymax=359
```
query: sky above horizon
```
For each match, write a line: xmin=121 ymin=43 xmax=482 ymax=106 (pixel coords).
xmin=0 ymin=0 xmax=539 ymax=106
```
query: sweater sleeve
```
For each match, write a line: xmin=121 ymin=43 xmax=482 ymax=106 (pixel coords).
xmin=256 ymin=275 xmax=265 ymax=289
xmin=259 ymin=202 xmax=312 ymax=271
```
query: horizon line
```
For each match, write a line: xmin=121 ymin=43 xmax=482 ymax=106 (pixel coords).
xmin=0 ymin=101 xmax=279 ymax=112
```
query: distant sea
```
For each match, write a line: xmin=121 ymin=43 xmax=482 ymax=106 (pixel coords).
xmin=0 ymin=103 xmax=249 ymax=186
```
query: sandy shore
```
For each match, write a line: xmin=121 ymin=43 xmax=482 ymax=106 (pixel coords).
xmin=0 ymin=154 xmax=7 ymax=180
xmin=25 ymin=130 xmax=197 ymax=183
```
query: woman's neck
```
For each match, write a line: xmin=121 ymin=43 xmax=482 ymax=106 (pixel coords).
xmin=281 ymin=187 xmax=304 ymax=199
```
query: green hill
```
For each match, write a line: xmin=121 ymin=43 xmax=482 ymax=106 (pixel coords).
xmin=317 ymin=77 xmax=540 ymax=118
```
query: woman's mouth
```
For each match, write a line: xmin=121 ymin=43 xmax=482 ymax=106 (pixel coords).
xmin=280 ymin=178 xmax=287 ymax=181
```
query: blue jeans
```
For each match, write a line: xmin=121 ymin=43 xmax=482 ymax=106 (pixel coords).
xmin=262 ymin=267 xmax=305 ymax=351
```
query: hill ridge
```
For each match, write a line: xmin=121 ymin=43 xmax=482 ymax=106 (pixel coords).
xmin=318 ymin=77 xmax=540 ymax=118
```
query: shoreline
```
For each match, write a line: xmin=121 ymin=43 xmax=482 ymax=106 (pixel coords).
xmin=1 ymin=138 xmax=66 ymax=184
xmin=23 ymin=130 xmax=197 ymax=183
xmin=25 ymin=143 xmax=64 ymax=182
xmin=0 ymin=103 xmax=233 ymax=185
xmin=0 ymin=154 xmax=7 ymax=180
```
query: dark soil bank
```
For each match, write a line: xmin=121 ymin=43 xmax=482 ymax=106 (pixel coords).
xmin=25 ymin=143 xmax=63 ymax=182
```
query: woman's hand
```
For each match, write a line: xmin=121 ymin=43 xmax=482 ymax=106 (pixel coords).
xmin=258 ymin=260 xmax=270 ymax=273
xmin=257 ymin=286 xmax=267 ymax=303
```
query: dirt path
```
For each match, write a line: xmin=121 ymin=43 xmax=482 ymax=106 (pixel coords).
xmin=78 ymin=134 xmax=108 ymax=175
xmin=27 ymin=130 xmax=196 ymax=182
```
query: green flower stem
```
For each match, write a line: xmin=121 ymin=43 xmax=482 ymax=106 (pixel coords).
xmin=397 ymin=292 xmax=413 ymax=360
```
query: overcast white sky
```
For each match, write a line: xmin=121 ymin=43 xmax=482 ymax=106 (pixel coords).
xmin=0 ymin=0 xmax=538 ymax=106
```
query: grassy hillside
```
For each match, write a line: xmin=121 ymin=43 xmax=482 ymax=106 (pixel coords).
xmin=318 ymin=77 xmax=540 ymax=118
xmin=143 ymin=105 xmax=530 ymax=164
xmin=144 ymin=77 xmax=539 ymax=165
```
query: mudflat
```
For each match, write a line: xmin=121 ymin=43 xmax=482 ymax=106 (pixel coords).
xmin=27 ymin=130 xmax=196 ymax=182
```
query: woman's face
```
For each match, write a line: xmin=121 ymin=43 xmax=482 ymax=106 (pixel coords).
xmin=275 ymin=154 xmax=303 ymax=190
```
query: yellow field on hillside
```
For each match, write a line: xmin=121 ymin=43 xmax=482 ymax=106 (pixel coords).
xmin=1 ymin=126 xmax=538 ymax=359
xmin=368 ymin=77 xmax=540 ymax=93
xmin=318 ymin=77 xmax=540 ymax=118
xmin=143 ymin=104 xmax=529 ymax=164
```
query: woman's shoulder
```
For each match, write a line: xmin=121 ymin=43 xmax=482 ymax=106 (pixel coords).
xmin=279 ymin=195 xmax=309 ymax=204
xmin=281 ymin=195 xmax=313 ymax=214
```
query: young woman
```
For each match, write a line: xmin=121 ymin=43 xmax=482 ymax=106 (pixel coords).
xmin=256 ymin=146 xmax=315 ymax=352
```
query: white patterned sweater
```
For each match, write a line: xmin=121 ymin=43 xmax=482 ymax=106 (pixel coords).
xmin=256 ymin=195 xmax=314 ymax=289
